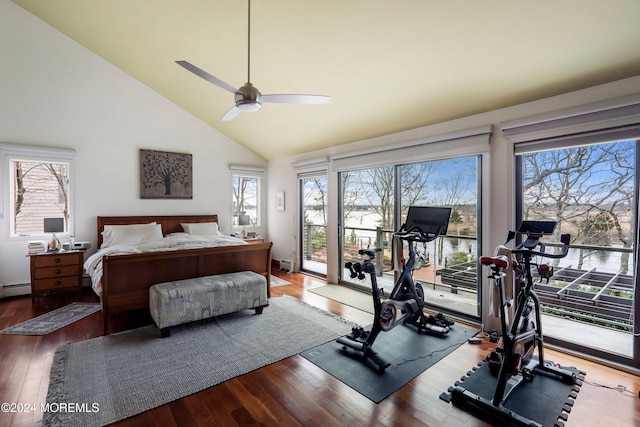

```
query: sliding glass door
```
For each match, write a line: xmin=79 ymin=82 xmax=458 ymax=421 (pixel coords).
xmin=398 ymin=157 xmax=480 ymax=318
xmin=517 ymin=136 xmax=638 ymax=364
xmin=339 ymin=155 xmax=482 ymax=320
xmin=340 ymin=166 xmax=395 ymax=289
xmin=299 ymin=174 xmax=328 ymax=276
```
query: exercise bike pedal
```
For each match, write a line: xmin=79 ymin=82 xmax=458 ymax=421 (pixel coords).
xmin=436 ymin=312 xmax=455 ymax=326
xmin=350 ymin=326 xmax=369 ymax=339
xmin=487 ymin=350 xmax=502 ymax=375
xmin=522 ymin=367 xmax=534 ymax=382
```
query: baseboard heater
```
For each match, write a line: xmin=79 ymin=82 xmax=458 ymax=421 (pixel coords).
xmin=280 ymin=259 xmax=294 ymax=273
xmin=1 ymin=282 xmax=30 ymax=298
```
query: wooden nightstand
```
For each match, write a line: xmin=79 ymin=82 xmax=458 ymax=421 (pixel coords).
xmin=29 ymin=251 xmax=85 ymax=304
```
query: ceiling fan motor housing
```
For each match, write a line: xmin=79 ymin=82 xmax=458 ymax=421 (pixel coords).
xmin=236 ymin=82 xmax=262 ymax=111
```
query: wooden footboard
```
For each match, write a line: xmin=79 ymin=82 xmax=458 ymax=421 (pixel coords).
xmin=100 ymin=242 xmax=272 ymax=334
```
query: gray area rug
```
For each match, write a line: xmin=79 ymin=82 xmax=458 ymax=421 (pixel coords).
xmin=43 ymin=295 xmax=357 ymax=426
xmin=1 ymin=302 xmax=101 ymax=335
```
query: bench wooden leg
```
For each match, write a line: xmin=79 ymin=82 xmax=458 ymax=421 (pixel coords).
xmin=160 ymin=327 xmax=170 ymax=338
xmin=254 ymin=306 xmax=264 ymax=315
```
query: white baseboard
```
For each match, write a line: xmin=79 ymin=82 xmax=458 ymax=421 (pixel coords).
xmin=1 ymin=283 xmax=30 ymax=298
xmin=0 ymin=276 xmax=92 ymax=299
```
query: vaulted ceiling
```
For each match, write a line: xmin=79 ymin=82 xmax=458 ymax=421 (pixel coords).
xmin=12 ymin=0 xmax=640 ymax=160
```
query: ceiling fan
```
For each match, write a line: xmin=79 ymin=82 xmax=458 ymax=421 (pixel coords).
xmin=176 ymin=0 xmax=329 ymax=121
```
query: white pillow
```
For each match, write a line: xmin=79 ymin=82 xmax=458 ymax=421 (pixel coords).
xmin=181 ymin=222 xmax=222 ymax=236
xmin=101 ymin=222 xmax=163 ymax=248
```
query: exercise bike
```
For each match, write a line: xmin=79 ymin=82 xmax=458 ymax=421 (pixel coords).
xmin=450 ymin=220 xmax=579 ymax=426
xmin=337 ymin=206 xmax=454 ymax=372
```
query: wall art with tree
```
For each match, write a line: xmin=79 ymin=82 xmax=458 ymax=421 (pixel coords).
xmin=140 ymin=149 xmax=192 ymax=199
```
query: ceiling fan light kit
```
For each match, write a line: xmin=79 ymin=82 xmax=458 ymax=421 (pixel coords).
xmin=176 ymin=0 xmax=329 ymax=121
xmin=235 ymin=83 xmax=262 ymax=112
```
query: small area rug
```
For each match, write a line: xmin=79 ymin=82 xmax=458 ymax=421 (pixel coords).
xmin=439 ymin=357 xmax=586 ymax=426
xmin=301 ymin=322 xmax=477 ymax=402
xmin=43 ymin=295 xmax=356 ymax=427
xmin=308 ymin=285 xmax=375 ymax=313
xmin=270 ymin=274 xmax=291 ymax=287
xmin=1 ymin=302 xmax=101 ymax=335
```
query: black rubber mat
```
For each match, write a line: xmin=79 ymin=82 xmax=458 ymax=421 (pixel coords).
xmin=440 ymin=356 xmax=586 ymax=427
xmin=300 ymin=323 xmax=477 ymax=403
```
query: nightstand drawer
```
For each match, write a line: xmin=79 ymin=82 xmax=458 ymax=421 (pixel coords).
xmin=33 ymin=254 xmax=79 ymax=268
xmin=33 ymin=275 xmax=79 ymax=292
xmin=33 ymin=265 xmax=79 ymax=279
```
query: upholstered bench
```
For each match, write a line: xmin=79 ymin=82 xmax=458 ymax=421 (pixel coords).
xmin=149 ymin=271 xmax=268 ymax=337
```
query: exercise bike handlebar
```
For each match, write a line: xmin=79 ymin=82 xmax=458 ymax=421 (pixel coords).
xmin=506 ymin=232 xmax=571 ymax=259
xmin=358 ymin=247 xmax=382 ymax=260
xmin=393 ymin=225 xmax=444 ymax=243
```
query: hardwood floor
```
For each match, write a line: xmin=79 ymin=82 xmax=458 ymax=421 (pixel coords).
xmin=1 ymin=270 xmax=639 ymax=426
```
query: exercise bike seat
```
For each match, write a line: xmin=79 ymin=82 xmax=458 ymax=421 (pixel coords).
xmin=359 ymin=248 xmax=382 ymax=259
xmin=480 ymin=255 xmax=509 ymax=269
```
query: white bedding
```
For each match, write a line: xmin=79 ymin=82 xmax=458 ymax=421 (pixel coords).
xmin=84 ymin=234 xmax=247 ymax=296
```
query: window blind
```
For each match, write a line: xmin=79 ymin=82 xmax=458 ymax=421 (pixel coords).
xmin=502 ymin=93 xmax=640 ymax=151
xmin=329 ymin=125 xmax=492 ymax=172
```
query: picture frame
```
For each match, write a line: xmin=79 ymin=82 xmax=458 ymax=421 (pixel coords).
xmin=140 ymin=149 xmax=192 ymax=199
xmin=276 ymin=190 xmax=285 ymax=212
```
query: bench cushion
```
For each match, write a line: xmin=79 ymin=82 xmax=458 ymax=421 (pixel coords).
xmin=149 ymin=271 xmax=268 ymax=330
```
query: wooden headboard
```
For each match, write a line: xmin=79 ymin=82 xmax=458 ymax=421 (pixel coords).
xmin=96 ymin=214 xmax=218 ymax=247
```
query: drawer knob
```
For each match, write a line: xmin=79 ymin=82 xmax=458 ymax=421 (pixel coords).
xmin=54 ymin=258 xmax=61 ymax=263
xmin=54 ymin=280 xmax=61 ymax=286
xmin=55 ymin=269 xmax=61 ymax=274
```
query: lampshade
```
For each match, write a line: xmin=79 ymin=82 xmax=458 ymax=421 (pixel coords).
xmin=238 ymin=214 xmax=251 ymax=226
xmin=43 ymin=218 xmax=64 ymax=233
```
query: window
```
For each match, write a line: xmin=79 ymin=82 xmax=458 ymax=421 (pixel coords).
xmin=517 ymin=137 xmax=638 ymax=361
xmin=503 ymin=94 xmax=640 ymax=366
xmin=339 ymin=155 xmax=482 ymax=319
xmin=232 ymin=174 xmax=260 ymax=227
xmin=5 ymin=156 xmax=72 ymax=237
xmin=299 ymin=173 xmax=328 ymax=276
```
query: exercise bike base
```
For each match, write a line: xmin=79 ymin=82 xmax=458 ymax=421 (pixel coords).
xmin=450 ymin=386 xmax=544 ymax=427
xmin=337 ymin=336 xmax=391 ymax=372
xmin=404 ymin=316 xmax=450 ymax=336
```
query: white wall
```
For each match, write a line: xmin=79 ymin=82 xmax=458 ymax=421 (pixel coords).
xmin=268 ymin=75 xmax=640 ymax=328
xmin=0 ymin=0 xmax=266 ymax=287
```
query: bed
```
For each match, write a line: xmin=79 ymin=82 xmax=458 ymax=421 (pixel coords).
xmin=87 ymin=214 xmax=272 ymax=334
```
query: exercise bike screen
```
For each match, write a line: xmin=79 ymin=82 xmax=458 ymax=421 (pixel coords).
xmin=405 ymin=206 xmax=452 ymax=235
xmin=517 ymin=220 xmax=556 ymax=235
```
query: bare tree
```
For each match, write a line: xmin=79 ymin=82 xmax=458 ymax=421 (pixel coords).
xmin=304 ymin=177 xmax=327 ymax=225
xmin=13 ymin=161 xmax=69 ymax=234
xmin=361 ymin=166 xmax=394 ymax=230
xmin=233 ymin=176 xmax=257 ymax=217
xmin=522 ymin=142 xmax=634 ymax=271
xmin=341 ymin=170 xmax=368 ymax=223
xmin=45 ymin=163 xmax=69 ymax=228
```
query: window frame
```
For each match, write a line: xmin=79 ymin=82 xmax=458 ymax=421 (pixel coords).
xmin=514 ymin=135 xmax=639 ymax=367
xmin=1 ymin=144 xmax=75 ymax=241
xmin=231 ymin=172 xmax=261 ymax=229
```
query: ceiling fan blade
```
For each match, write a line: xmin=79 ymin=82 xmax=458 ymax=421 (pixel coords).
xmin=176 ymin=60 xmax=238 ymax=94
xmin=261 ymin=94 xmax=330 ymax=104
xmin=221 ymin=106 xmax=241 ymax=121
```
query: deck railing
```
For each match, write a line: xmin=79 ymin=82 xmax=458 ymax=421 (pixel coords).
xmin=339 ymin=224 xmax=634 ymax=331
